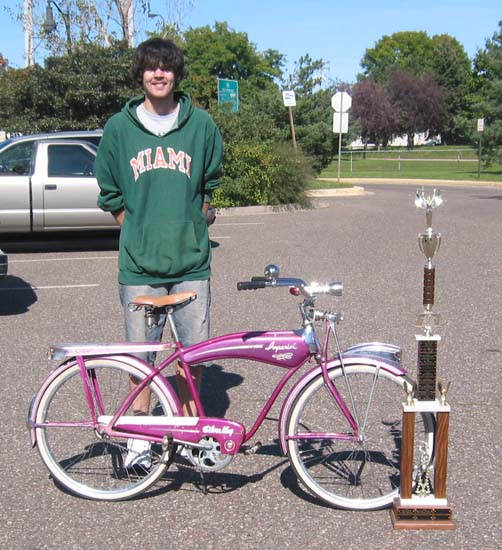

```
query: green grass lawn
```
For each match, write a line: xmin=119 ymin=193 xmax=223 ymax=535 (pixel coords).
xmin=318 ymin=146 xmax=502 ymax=184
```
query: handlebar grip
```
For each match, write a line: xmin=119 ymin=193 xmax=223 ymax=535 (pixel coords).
xmin=237 ymin=280 xmax=267 ymax=291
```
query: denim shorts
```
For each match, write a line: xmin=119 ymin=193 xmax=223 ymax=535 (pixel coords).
xmin=119 ymin=279 xmax=210 ymax=365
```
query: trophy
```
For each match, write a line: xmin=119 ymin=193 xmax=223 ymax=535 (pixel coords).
xmin=391 ymin=188 xmax=455 ymax=530
xmin=415 ymin=188 xmax=442 ymax=400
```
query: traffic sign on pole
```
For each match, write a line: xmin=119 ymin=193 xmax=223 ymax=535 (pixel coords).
xmin=281 ymin=90 xmax=297 ymax=150
xmin=282 ymin=90 xmax=296 ymax=107
xmin=333 ymin=112 xmax=349 ymax=133
xmin=477 ymin=119 xmax=484 ymax=178
xmin=331 ymin=91 xmax=352 ymax=183
xmin=331 ymin=91 xmax=352 ymax=112
xmin=218 ymin=78 xmax=239 ymax=112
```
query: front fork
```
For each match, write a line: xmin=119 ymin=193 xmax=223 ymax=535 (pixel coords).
xmin=320 ymin=318 xmax=372 ymax=441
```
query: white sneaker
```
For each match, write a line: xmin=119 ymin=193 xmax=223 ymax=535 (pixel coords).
xmin=179 ymin=446 xmax=189 ymax=458
xmin=124 ymin=438 xmax=152 ymax=469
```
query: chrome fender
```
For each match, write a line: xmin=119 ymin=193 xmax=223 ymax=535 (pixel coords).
xmin=278 ymin=353 xmax=407 ymax=456
xmin=27 ymin=355 xmax=181 ymax=447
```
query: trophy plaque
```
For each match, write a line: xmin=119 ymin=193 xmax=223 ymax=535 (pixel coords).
xmin=391 ymin=189 xmax=455 ymax=530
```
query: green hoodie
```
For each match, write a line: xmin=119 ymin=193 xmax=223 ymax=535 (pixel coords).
xmin=95 ymin=92 xmax=222 ymax=285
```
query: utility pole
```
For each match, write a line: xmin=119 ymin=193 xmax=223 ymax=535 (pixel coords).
xmin=127 ymin=0 xmax=135 ymax=46
xmin=24 ymin=0 xmax=34 ymax=66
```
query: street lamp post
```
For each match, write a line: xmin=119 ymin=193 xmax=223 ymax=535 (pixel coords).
xmin=24 ymin=0 xmax=72 ymax=66
xmin=42 ymin=0 xmax=72 ymax=54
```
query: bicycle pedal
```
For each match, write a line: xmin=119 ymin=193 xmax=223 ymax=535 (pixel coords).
xmin=243 ymin=441 xmax=262 ymax=455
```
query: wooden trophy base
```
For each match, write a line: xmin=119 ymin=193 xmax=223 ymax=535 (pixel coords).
xmin=391 ymin=498 xmax=455 ymax=530
xmin=390 ymin=399 xmax=455 ymax=530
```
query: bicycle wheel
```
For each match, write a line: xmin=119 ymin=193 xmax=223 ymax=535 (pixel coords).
xmin=286 ymin=364 xmax=435 ymax=510
xmin=35 ymin=358 xmax=178 ymax=501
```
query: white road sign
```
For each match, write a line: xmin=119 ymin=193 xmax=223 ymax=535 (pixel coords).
xmin=477 ymin=118 xmax=485 ymax=132
xmin=331 ymin=91 xmax=352 ymax=112
xmin=333 ymin=112 xmax=349 ymax=133
xmin=282 ymin=90 xmax=296 ymax=107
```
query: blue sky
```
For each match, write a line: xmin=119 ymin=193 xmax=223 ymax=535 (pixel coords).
xmin=1 ymin=0 xmax=500 ymax=82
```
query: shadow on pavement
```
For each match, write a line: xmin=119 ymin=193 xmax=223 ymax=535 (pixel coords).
xmin=472 ymin=194 xmax=502 ymax=200
xmin=0 ymin=275 xmax=37 ymax=315
xmin=0 ymin=231 xmax=120 ymax=254
xmin=165 ymin=363 xmax=244 ymax=418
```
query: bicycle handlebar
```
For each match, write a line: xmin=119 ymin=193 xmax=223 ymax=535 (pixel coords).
xmin=236 ymin=277 xmax=306 ymax=291
xmin=237 ymin=265 xmax=343 ymax=298
xmin=236 ymin=280 xmax=267 ymax=291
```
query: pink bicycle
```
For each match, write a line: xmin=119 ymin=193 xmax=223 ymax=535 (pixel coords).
xmin=28 ymin=264 xmax=434 ymax=509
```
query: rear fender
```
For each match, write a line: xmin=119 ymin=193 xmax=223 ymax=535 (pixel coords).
xmin=278 ymin=354 xmax=407 ymax=455
xmin=27 ymin=355 xmax=181 ymax=447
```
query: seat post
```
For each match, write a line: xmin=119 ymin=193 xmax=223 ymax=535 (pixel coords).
xmin=166 ymin=307 xmax=180 ymax=344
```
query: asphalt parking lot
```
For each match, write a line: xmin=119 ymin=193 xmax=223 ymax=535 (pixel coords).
xmin=1 ymin=183 xmax=501 ymax=549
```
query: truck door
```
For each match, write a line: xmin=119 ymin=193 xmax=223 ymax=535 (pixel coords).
xmin=42 ymin=142 xmax=117 ymax=230
xmin=0 ymin=141 xmax=34 ymax=232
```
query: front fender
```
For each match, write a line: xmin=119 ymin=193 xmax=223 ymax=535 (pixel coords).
xmin=27 ymin=355 xmax=181 ymax=447
xmin=278 ymin=354 xmax=407 ymax=455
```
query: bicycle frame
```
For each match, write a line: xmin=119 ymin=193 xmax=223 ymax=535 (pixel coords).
xmin=28 ymin=321 xmax=407 ymax=457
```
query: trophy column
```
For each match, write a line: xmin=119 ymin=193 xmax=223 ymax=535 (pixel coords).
xmin=391 ymin=189 xmax=455 ymax=530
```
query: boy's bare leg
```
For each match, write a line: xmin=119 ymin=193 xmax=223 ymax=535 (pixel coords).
xmin=130 ymin=377 xmax=151 ymax=414
xmin=176 ymin=363 xmax=203 ymax=416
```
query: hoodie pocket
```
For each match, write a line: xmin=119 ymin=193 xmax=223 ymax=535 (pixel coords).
xmin=125 ymin=221 xmax=204 ymax=277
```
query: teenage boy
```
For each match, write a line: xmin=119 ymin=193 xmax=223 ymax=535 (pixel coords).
xmin=95 ymin=38 xmax=222 ymax=467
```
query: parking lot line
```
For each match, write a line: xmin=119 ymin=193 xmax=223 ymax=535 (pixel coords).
xmin=9 ymin=256 xmax=118 ymax=263
xmin=214 ymin=222 xmax=265 ymax=226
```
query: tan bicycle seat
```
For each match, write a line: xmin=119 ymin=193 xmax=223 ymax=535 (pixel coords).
xmin=129 ymin=290 xmax=197 ymax=309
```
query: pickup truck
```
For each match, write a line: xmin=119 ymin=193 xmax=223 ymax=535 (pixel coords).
xmin=0 ymin=130 xmax=118 ymax=233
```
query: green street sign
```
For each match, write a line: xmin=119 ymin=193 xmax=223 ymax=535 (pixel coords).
xmin=218 ymin=78 xmax=239 ymax=112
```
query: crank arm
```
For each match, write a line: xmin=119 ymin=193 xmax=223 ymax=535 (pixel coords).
xmin=174 ymin=438 xmax=214 ymax=451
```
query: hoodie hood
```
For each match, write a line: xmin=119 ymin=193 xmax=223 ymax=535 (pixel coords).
xmin=122 ymin=91 xmax=195 ymax=132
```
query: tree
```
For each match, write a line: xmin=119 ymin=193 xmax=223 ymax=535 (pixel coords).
xmin=352 ymin=79 xmax=396 ymax=147
xmin=430 ymin=34 xmax=473 ymax=144
xmin=472 ymin=21 xmax=502 ymax=164
xmin=182 ymin=21 xmax=283 ymax=108
xmin=0 ymin=41 xmax=135 ymax=133
xmin=359 ymin=30 xmax=472 ymax=143
xmin=286 ymin=54 xmax=325 ymax=95
xmin=360 ymin=31 xmax=434 ymax=83
xmin=388 ymin=69 xmax=446 ymax=149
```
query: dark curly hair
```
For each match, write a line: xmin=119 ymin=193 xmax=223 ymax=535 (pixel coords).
xmin=132 ymin=38 xmax=185 ymax=86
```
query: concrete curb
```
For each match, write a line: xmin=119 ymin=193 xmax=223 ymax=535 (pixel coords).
xmin=306 ymin=186 xmax=366 ymax=197
xmin=318 ymin=177 xmax=502 ymax=188
xmin=216 ymin=186 xmax=367 ymax=217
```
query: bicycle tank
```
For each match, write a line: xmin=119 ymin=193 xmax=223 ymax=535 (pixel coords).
xmin=183 ymin=330 xmax=311 ymax=368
